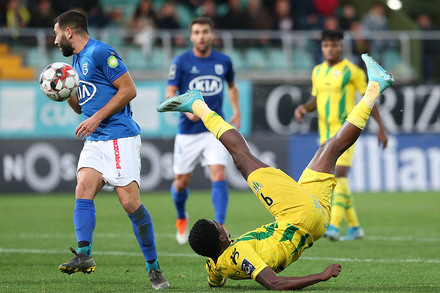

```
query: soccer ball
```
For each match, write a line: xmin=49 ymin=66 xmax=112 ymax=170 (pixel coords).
xmin=39 ymin=62 xmax=80 ymax=102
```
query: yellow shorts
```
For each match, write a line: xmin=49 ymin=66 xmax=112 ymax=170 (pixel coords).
xmin=335 ymin=143 xmax=355 ymax=167
xmin=247 ymin=167 xmax=337 ymax=240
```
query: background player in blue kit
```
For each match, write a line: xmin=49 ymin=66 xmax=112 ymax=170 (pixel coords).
xmin=165 ymin=17 xmax=241 ymax=245
xmin=53 ymin=10 xmax=168 ymax=290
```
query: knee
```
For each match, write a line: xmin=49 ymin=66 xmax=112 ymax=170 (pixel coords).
xmin=173 ymin=177 xmax=189 ymax=192
xmin=120 ymin=198 xmax=141 ymax=214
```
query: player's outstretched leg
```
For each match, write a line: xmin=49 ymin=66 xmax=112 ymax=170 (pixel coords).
xmin=58 ymin=247 xmax=96 ymax=275
xmin=158 ymin=90 xmax=268 ymax=180
xmin=307 ymin=54 xmax=394 ymax=174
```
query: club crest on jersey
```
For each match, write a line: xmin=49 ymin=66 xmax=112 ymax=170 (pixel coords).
xmin=189 ymin=75 xmax=223 ymax=96
xmin=215 ymin=64 xmax=224 ymax=75
xmin=107 ymin=55 xmax=118 ymax=68
xmin=252 ymin=181 xmax=263 ymax=193
xmin=82 ymin=62 xmax=88 ymax=75
xmin=333 ymin=70 xmax=341 ymax=78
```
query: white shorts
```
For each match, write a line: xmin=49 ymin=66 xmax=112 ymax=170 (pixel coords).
xmin=77 ymin=135 xmax=141 ymax=187
xmin=173 ymin=132 xmax=228 ymax=175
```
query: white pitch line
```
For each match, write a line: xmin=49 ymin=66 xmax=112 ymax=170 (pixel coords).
xmin=0 ymin=248 xmax=439 ymax=264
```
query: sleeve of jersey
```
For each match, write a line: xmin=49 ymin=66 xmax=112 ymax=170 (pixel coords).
xmin=224 ymin=56 xmax=235 ymax=84
xmin=205 ymin=258 xmax=226 ymax=287
xmin=234 ymin=242 xmax=268 ymax=280
xmin=354 ymin=66 xmax=367 ymax=95
xmin=93 ymin=45 xmax=127 ymax=83
xmin=166 ymin=56 xmax=181 ymax=86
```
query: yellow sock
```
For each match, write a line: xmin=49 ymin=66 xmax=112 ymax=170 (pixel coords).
xmin=346 ymin=81 xmax=381 ymax=130
xmin=192 ymin=99 xmax=212 ymax=121
xmin=362 ymin=81 xmax=381 ymax=108
xmin=345 ymin=205 xmax=360 ymax=227
xmin=337 ymin=177 xmax=360 ymax=227
xmin=330 ymin=192 xmax=347 ymax=229
xmin=203 ymin=111 xmax=235 ymax=140
xmin=346 ymin=100 xmax=371 ymax=130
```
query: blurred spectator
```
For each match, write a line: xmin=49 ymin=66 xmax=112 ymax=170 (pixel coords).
xmin=5 ymin=0 xmax=30 ymax=40
xmin=157 ymin=1 xmax=185 ymax=47
xmin=291 ymin=0 xmax=319 ymax=30
xmin=248 ymin=0 xmax=272 ymax=30
xmin=361 ymin=2 xmax=388 ymax=31
xmin=157 ymin=1 xmax=180 ymax=29
xmin=248 ymin=0 xmax=272 ymax=46
xmin=348 ymin=20 xmax=370 ymax=65
xmin=361 ymin=2 xmax=389 ymax=54
xmin=338 ymin=4 xmax=357 ymax=31
xmin=219 ymin=0 xmax=250 ymax=30
xmin=272 ymin=0 xmax=295 ymax=31
xmin=313 ymin=0 xmax=339 ymax=17
xmin=322 ymin=15 xmax=339 ymax=30
xmin=196 ymin=0 xmax=221 ymax=29
xmin=127 ymin=0 xmax=158 ymax=47
xmin=29 ymin=0 xmax=58 ymax=28
xmin=87 ymin=3 xmax=110 ymax=28
xmin=417 ymin=12 xmax=438 ymax=82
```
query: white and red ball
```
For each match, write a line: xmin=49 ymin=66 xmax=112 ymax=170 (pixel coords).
xmin=39 ymin=62 xmax=80 ymax=102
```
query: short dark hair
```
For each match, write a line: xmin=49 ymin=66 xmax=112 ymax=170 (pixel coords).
xmin=188 ymin=219 xmax=220 ymax=259
xmin=189 ymin=17 xmax=214 ymax=31
xmin=54 ymin=10 xmax=88 ymax=35
xmin=321 ymin=30 xmax=344 ymax=42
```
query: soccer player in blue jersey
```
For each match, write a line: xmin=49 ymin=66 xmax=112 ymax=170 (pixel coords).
xmin=52 ymin=10 xmax=168 ymax=290
xmin=165 ymin=17 xmax=241 ymax=245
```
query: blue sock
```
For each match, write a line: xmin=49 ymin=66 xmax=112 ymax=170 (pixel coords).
xmin=146 ymin=259 xmax=160 ymax=273
xmin=73 ymin=199 xmax=96 ymax=256
xmin=171 ymin=185 xmax=189 ymax=220
xmin=128 ymin=204 xmax=157 ymax=262
xmin=211 ymin=181 xmax=229 ymax=224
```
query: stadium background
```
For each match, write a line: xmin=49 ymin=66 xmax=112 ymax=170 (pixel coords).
xmin=0 ymin=0 xmax=439 ymax=193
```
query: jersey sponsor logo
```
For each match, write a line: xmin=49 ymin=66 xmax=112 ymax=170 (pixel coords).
xmin=113 ymin=139 xmax=122 ymax=169
xmin=82 ymin=62 xmax=89 ymax=75
xmin=168 ymin=64 xmax=176 ymax=80
xmin=189 ymin=75 xmax=223 ymax=96
xmin=215 ymin=64 xmax=223 ymax=75
xmin=230 ymin=248 xmax=239 ymax=265
xmin=107 ymin=55 xmax=119 ymax=68
xmin=241 ymin=259 xmax=256 ymax=276
xmin=77 ymin=80 xmax=97 ymax=105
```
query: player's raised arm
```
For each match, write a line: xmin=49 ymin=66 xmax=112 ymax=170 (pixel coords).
xmin=75 ymin=71 xmax=136 ymax=139
xmin=255 ymin=264 xmax=341 ymax=290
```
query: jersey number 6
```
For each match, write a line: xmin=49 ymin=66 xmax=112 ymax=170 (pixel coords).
xmin=260 ymin=192 xmax=273 ymax=207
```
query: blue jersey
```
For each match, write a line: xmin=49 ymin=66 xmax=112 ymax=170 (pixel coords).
xmin=72 ymin=38 xmax=140 ymax=141
xmin=167 ymin=49 xmax=234 ymax=134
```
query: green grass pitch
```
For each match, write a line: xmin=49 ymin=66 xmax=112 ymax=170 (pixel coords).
xmin=0 ymin=191 xmax=439 ymax=292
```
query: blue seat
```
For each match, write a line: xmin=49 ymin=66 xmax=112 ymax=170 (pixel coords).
xmin=291 ymin=49 xmax=314 ymax=72
xmin=267 ymin=48 xmax=288 ymax=70
xmin=244 ymin=48 xmax=266 ymax=70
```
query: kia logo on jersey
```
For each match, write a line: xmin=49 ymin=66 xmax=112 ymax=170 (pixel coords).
xmin=77 ymin=80 xmax=97 ymax=105
xmin=189 ymin=75 xmax=223 ymax=96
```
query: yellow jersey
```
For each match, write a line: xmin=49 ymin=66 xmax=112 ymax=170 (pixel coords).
xmin=206 ymin=221 xmax=313 ymax=286
xmin=311 ymin=59 xmax=367 ymax=143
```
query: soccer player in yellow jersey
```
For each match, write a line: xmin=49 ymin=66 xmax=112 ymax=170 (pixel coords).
xmin=295 ymin=30 xmax=388 ymax=241
xmin=158 ymin=54 xmax=394 ymax=290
